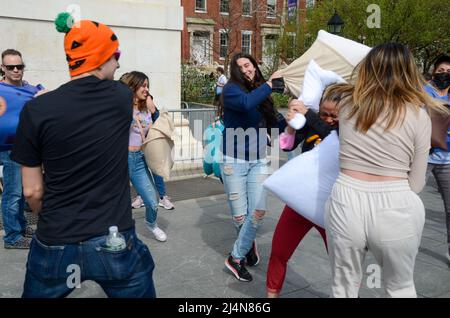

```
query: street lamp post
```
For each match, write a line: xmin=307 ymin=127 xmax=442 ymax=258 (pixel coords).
xmin=327 ymin=10 xmax=344 ymax=35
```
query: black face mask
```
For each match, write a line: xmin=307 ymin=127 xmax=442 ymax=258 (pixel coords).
xmin=432 ymin=72 xmax=450 ymax=90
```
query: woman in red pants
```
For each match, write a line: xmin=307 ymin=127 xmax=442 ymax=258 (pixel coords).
xmin=266 ymin=85 xmax=344 ymax=297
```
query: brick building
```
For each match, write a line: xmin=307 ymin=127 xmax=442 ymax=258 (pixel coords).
xmin=181 ymin=0 xmax=311 ymax=68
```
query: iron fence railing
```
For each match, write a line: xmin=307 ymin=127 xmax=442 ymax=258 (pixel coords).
xmin=167 ymin=107 xmax=216 ymax=176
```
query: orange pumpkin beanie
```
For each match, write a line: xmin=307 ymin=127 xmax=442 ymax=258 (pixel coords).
xmin=55 ymin=12 xmax=119 ymax=77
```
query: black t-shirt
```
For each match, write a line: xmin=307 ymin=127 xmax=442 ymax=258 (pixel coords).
xmin=11 ymin=76 xmax=134 ymax=245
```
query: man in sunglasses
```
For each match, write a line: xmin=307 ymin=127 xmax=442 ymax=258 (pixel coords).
xmin=0 ymin=49 xmax=44 ymax=250
xmin=10 ymin=13 xmax=156 ymax=298
xmin=1 ymin=51 xmax=25 ymax=86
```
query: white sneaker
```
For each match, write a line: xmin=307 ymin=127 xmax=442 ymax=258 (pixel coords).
xmin=159 ymin=195 xmax=174 ymax=210
xmin=131 ymin=195 xmax=144 ymax=209
xmin=149 ymin=226 xmax=167 ymax=242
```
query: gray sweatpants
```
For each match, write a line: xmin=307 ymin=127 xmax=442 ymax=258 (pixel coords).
xmin=426 ymin=163 xmax=450 ymax=244
xmin=325 ymin=173 xmax=425 ymax=298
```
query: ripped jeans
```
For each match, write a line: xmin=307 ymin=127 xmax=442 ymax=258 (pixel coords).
xmin=221 ymin=156 xmax=269 ymax=260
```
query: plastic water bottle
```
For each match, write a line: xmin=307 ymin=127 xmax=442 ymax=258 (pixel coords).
xmin=105 ymin=226 xmax=126 ymax=251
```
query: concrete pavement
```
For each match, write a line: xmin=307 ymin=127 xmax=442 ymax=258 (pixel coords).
xmin=0 ymin=177 xmax=449 ymax=298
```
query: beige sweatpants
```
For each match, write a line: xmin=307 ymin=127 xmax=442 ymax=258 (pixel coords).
xmin=325 ymin=173 xmax=425 ymax=298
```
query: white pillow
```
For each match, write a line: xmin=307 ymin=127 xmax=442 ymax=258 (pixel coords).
xmin=263 ymin=131 xmax=339 ymax=228
xmin=280 ymin=30 xmax=371 ymax=98
xmin=287 ymin=59 xmax=344 ymax=130
xmin=300 ymin=59 xmax=345 ymax=111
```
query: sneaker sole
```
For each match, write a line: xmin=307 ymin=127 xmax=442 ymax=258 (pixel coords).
xmin=224 ymin=258 xmax=252 ymax=282
xmin=158 ymin=203 xmax=174 ymax=210
xmin=154 ymin=236 xmax=167 ymax=242
xmin=4 ymin=245 xmax=30 ymax=249
xmin=152 ymin=232 xmax=167 ymax=242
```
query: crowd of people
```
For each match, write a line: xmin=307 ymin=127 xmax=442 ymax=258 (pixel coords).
xmin=0 ymin=12 xmax=449 ymax=298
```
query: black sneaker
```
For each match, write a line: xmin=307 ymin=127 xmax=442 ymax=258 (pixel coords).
xmin=225 ymin=255 xmax=252 ymax=282
xmin=4 ymin=237 xmax=31 ymax=249
xmin=22 ymin=226 xmax=35 ymax=238
xmin=246 ymin=241 xmax=260 ymax=267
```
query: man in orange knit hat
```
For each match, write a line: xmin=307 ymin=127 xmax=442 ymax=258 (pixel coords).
xmin=11 ymin=12 xmax=156 ymax=298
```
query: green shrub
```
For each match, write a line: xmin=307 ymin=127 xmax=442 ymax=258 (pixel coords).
xmin=272 ymin=92 xmax=289 ymax=108
xmin=181 ymin=64 xmax=216 ymax=104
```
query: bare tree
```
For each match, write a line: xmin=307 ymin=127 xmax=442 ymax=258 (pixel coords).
xmin=206 ymin=0 xmax=284 ymax=76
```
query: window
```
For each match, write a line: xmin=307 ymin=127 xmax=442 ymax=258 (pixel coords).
xmin=242 ymin=0 xmax=252 ymax=16
xmin=263 ymin=34 xmax=278 ymax=66
xmin=241 ymin=31 xmax=252 ymax=55
xmin=306 ymin=0 xmax=315 ymax=9
xmin=192 ymin=31 xmax=210 ymax=65
xmin=219 ymin=31 xmax=228 ymax=59
xmin=267 ymin=0 xmax=276 ymax=18
xmin=220 ymin=0 xmax=229 ymax=14
xmin=195 ymin=0 xmax=206 ymax=12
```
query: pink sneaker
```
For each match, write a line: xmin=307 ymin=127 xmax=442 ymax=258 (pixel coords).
xmin=131 ymin=195 xmax=144 ymax=209
xmin=159 ymin=195 xmax=174 ymax=210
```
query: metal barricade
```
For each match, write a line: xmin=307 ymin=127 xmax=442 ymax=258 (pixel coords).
xmin=167 ymin=107 xmax=217 ymax=178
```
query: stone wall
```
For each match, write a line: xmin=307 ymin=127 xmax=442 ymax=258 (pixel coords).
xmin=0 ymin=0 xmax=183 ymax=109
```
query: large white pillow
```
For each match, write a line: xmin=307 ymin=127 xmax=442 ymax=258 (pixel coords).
xmin=300 ymin=59 xmax=345 ymax=111
xmin=280 ymin=30 xmax=371 ymax=98
xmin=263 ymin=131 xmax=339 ymax=228
xmin=287 ymin=59 xmax=345 ymax=130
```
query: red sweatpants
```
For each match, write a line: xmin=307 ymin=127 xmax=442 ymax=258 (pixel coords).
xmin=266 ymin=205 xmax=327 ymax=294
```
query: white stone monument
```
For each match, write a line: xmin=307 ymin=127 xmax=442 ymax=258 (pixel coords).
xmin=0 ymin=0 xmax=183 ymax=110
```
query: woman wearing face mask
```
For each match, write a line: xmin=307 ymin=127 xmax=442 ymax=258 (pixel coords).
xmin=218 ymin=53 xmax=286 ymax=282
xmin=424 ymin=55 xmax=450 ymax=263
xmin=120 ymin=71 xmax=167 ymax=242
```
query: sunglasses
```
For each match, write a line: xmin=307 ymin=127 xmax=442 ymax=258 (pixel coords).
xmin=113 ymin=50 xmax=121 ymax=61
xmin=3 ymin=64 xmax=25 ymax=71
xmin=319 ymin=111 xmax=338 ymax=119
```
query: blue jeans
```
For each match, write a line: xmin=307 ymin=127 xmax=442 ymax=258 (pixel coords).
xmin=220 ymin=156 xmax=270 ymax=260
xmin=128 ymin=151 xmax=159 ymax=227
xmin=0 ymin=151 xmax=26 ymax=244
xmin=153 ymin=173 xmax=166 ymax=198
xmin=22 ymin=228 xmax=156 ymax=298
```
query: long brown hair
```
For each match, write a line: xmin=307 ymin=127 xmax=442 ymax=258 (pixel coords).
xmin=119 ymin=71 xmax=149 ymax=112
xmin=217 ymin=53 xmax=278 ymax=127
xmin=338 ymin=43 xmax=446 ymax=133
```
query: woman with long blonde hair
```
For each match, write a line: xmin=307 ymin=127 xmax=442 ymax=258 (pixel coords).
xmin=325 ymin=43 xmax=448 ymax=297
